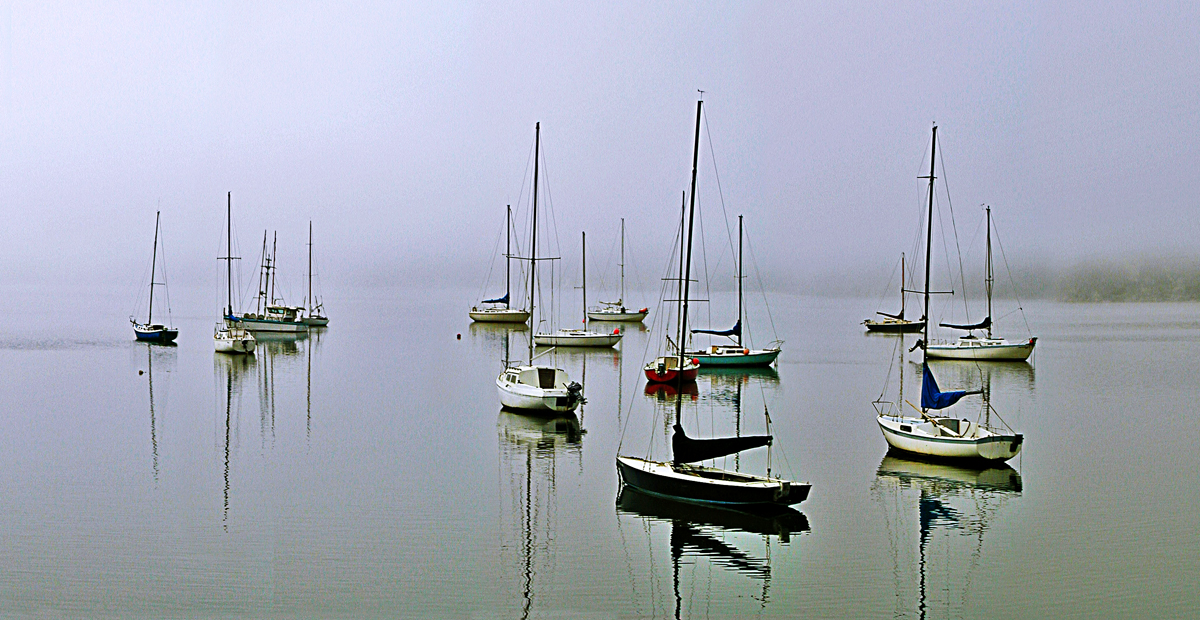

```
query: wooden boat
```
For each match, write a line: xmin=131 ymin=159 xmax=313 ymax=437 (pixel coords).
xmin=925 ymin=206 xmax=1036 ymax=360
xmin=226 ymin=231 xmax=308 ymax=333
xmin=873 ymin=127 xmax=1023 ymax=463
xmin=688 ymin=215 xmax=781 ymax=367
xmin=130 ymin=211 xmax=179 ymax=343
xmin=214 ymin=193 xmax=256 ymax=354
xmin=864 ymin=253 xmax=925 ymax=333
xmin=496 ymin=123 xmax=583 ymax=413
xmin=587 ymin=218 xmax=648 ymax=322
xmin=533 ymin=231 xmax=623 ymax=348
xmin=471 ymin=204 xmax=532 ymax=324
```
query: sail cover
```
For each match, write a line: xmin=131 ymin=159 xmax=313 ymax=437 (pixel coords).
xmin=940 ymin=316 xmax=990 ymax=331
xmin=692 ymin=319 xmax=741 ymax=338
xmin=921 ymin=364 xmax=969 ymax=410
xmin=482 ymin=293 xmax=509 ymax=304
xmin=672 ymin=423 xmax=770 ymax=463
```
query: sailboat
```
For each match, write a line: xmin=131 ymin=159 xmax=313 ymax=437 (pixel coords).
xmin=130 ymin=211 xmax=179 ymax=342
xmin=863 ymin=253 xmax=925 ymax=333
xmin=618 ymin=99 xmax=809 ymax=508
xmin=925 ymin=206 xmax=1036 ymax=360
xmin=587 ymin=218 xmax=648 ymax=322
xmin=644 ymin=194 xmax=699 ymax=383
xmin=874 ymin=126 xmax=1023 ymax=463
xmin=688 ymin=215 xmax=781 ymax=367
xmin=496 ymin=122 xmax=585 ymax=413
xmin=533 ymin=231 xmax=623 ymax=347
xmin=301 ymin=221 xmax=329 ymax=327
xmin=471 ymin=205 xmax=532 ymax=324
xmin=214 ymin=193 xmax=256 ymax=354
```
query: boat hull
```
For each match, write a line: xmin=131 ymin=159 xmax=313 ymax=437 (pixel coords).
xmin=877 ymin=415 xmax=1023 ymax=462
xmin=587 ymin=309 xmax=647 ymax=322
xmin=688 ymin=348 xmax=780 ymax=368
xmin=863 ymin=319 xmax=924 ymax=333
xmin=469 ymin=308 xmax=531 ymax=323
xmin=133 ymin=325 xmax=178 ymax=342
xmin=644 ymin=361 xmax=700 ymax=384
xmin=925 ymin=337 xmax=1036 ymax=361
xmin=616 ymin=456 xmax=809 ymax=507
xmin=533 ymin=330 xmax=622 ymax=347
xmin=226 ymin=315 xmax=308 ymax=333
xmin=302 ymin=316 xmax=329 ymax=327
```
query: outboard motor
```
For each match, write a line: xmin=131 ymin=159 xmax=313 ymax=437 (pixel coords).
xmin=567 ymin=381 xmax=586 ymax=405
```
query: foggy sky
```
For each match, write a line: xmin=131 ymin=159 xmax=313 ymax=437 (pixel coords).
xmin=1 ymin=1 xmax=1196 ymax=301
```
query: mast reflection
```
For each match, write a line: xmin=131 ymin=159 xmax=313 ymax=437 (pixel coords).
xmin=616 ymin=487 xmax=808 ymax=619
xmin=497 ymin=409 xmax=583 ymax=620
xmin=873 ymin=453 xmax=1022 ymax=619
xmin=214 ymin=353 xmax=254 ymax=532
xmin=140 ymin=342 xmax=177 ymax=485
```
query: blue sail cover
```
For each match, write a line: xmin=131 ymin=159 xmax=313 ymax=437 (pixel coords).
xmin=692 ymin=319 xmax=741 ymax=338
xmin=482 ymin=293 xmax=509 ymax=304
xmin=921 ymin=363 xmax=969 ymax=410
xmin=940 ymin=316 xmax=991 ymax=331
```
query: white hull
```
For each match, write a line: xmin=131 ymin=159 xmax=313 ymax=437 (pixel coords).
xmin=470 ymin=308 xmax=531 ymax=323
xmin=587 ymin=309 xmax=647 ymax=322
xmin=496 ymin=365 xmax=582 ymax=412
xmin=214 ymin=328 xmax=256 ymax=354
xmin=228 ymin=316 xmax=307 ymax=333
xmin=532 ymin=329 xmax=622 ymax=348
xmin=925 ymin=337 xmax=1036 ymax=361
xmin=877 ymin=415 xmax=1022 ymax=462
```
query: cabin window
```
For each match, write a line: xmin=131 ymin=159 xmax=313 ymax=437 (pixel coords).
xmin=900 ymin=424 xmax=912 ymax=432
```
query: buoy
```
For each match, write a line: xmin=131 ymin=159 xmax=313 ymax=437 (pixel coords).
xmin=456 ymin=333 xmax=461 ymax=340
xmin=138 ymin=370 xmax=144 ymax=375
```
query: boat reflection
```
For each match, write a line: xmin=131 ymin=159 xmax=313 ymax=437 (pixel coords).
xmin=616 ymin=487 xmax=808 ymax=618
xmin=138 ymin=342 xmax=177 ymax=484
xmin=644 ymin=381 xmax=699 ymax=400
xmin=214 ymin=353 xmax=255 ymax=531
xmin=699 ymin=366 xmax=780 ymax=405
xmin=873 ymin=453 xmax=1022 ymax=619
xmin=497 ymin=410 xmax=583 ymax=620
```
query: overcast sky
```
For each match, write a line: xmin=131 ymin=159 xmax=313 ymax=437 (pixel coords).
xmin=1 ymin=1 xmax=1196 ymax=299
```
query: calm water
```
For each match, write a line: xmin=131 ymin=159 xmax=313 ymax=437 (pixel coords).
xmin=1 ymin=285 xmax=1197 ymax=619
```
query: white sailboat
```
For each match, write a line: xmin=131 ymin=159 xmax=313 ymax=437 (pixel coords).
xmin=471 ymin=205 xmax=532 ymax=324
xmin=925 ymin=206 xmax=1036 ymax=361
xmin=687 ymin=215 xmax=781 ymax=368
xmin=214 ymin=193 xmax=256 ymax=355
xmin=302 ymin=221 xmax=329 ymax=327
xmin=496 ymin=122 xmax=585 ymax=413
xmin=533 ymin=231 xmax=623 ymax=348
xmin=587 ymin=218 xmax=648 ymax=322
xmin=874 ymin=126 xmax=1023 ymax=463
xmin=130 ymin=210 xmax=179 ymax=343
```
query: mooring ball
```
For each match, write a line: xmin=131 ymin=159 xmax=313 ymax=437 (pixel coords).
xmin=456 ymin=333 xmax=461 ymax=340
xmin=138 ymin=370 xmax=144 ymax=375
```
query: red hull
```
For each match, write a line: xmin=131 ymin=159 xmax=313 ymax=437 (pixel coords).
xmin=644 ymin=365 xmax=699 ymax=384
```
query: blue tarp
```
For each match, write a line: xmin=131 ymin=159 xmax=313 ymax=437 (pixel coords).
xmin=692 ymin=319 xmax=741 ymax=338
xmin=921 ymin=363 xmax=969 ymax=410
xmin=482 ymin=293 xmax=509 ymax=304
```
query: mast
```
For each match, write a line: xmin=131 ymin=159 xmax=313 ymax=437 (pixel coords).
xmin=581 ymin=231 xmax=587 ymax=325
xmin=921 ymin=126 xmax=937 ymax=359
xmin=307 ymin=221 xmax=313 ymax=314
xmin=619 ymin=217 xmax=625 ymax=305
xmin=147 ymin=211 xmax=160 ymax=325
xmin=676 ymin=98 xmax=703 ymax=413
xmin=256 ymin=231 xmax=268 ymax=315
xmin=675 ymin=191 xmax=686 ymax=355
xmin=226 ymin=193 xmax=233 ymax=318
xmin=506 ymin=205 xmax=512 ymax=309
xmin=901 ymin=253 xmax=906 ymax=319
xmin=528 ymin=122 xmax=540 ymax=365
xmin=737 ymin=214 xmax=743 ymax=348
xmin=985 ymin=206 xmax=994 ymax=339
xmin=269 ymin=232 xmax=278 ymax=306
